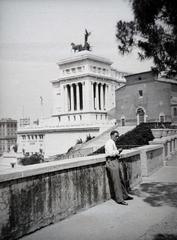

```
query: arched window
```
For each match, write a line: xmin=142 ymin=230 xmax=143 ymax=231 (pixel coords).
xmin=136 ymin=107 xmax=145 ymax=124
xmin=159 ymin=113 xmax=165 ymax=122
xmin=121 ymin=116 xmax=126 ymax=126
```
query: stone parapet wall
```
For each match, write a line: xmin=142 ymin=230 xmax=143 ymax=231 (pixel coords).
xmin=138 ymin=145 xmax=163 ymax=176
xmin=149 ymin=134 xmax=177 ymax=165
xmin=0 ymin=145 xmax=164 ymax=240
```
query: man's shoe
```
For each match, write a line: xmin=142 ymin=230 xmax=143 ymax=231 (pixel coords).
xmin=125 ymin=196 xmax=134 ymax=200
xmin=118 ymin=201 xmax=128 ymax=206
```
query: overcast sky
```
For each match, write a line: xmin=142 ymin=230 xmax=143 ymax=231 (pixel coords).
xmin=0 ymin=0 xmax=153 ymax=121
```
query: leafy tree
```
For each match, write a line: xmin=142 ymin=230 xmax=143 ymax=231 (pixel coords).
xmin=116 ymin=0 xmax=177 ymax=77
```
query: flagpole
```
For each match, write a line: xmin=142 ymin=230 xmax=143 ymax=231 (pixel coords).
xmin=40 ymin=96 xmax=44 ymax=119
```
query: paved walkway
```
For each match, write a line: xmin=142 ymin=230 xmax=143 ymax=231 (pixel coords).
xmin=21 ymin=161 xmax=177 ymax=240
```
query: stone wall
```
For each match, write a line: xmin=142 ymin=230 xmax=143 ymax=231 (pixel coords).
xmin=139 ymin=145 xmax=163 ymax=176
xmin=149 ymin=134 xmax=177 ymax=166
xmin=0 ymin=152 xmax=141 ymax=240
xmin=0 ymin=144 xmax=165 ymax=240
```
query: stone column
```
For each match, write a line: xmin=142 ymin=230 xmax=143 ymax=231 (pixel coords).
xmin=175 ymin=137 xmax=177 ymax=151
xmin=105 ymin=84 xmax=108 ymax=110
xmin=82 ymin=82 xmax=86 ymax=110
xmin=171 ymin=138 xmax=174 ymax=154
xmin=167 ymin=140 xmax=171 ymax=161
xmin=97 ymin=82 xmax=100 ymax=110
xmin=94 ymin=83 xmax=98 ymax=110
xmin=66 ymin=85 xmax=71 ymax=111
xmin=70 ymin=84 xmax=74 ymax=111
xmin=93 ymin=82 xmax=96 ymax=110
xmin=63 ymin=85 xmax=67 ymax=112
xmin=91 ymin=81 xmax=94 ymax=110
xmin=76 ymin=83 xmax=80 ymax=111
xmin=100 ymin=83 xmax=104 ymax=110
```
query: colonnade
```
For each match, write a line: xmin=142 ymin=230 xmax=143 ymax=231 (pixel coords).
xmin=92 ymin=82 xmax=108 ymax=110
xmin=63 ymin=81 xmax=109 ymax=112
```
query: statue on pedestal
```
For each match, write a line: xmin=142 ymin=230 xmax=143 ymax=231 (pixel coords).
xmin=71 ymin=29 xmax=91 ymax=53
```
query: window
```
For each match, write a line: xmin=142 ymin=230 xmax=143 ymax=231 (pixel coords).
xmin=159 ymin=113 xmax=165 ymax=122
xmin=22 ymin=135 xmax=26 ymax=140
xmin=139 ymin=90 xmax=143 ymax=97
xmin=77 ymin=67 xmax=82 ymax=72
xmin=93 ymin=66 xmax=96 ymax=72
xmin=137 ymin=107 xmax=145 ymax=124
xmin=71 ymin=68 xmax=76 ymax=73
xmin=39 ymin=135 xmax=44 ymax=139
xmin=98 ymin=67 xmax=101 ymax=73
xmin=121 ymin=117 xmax=126 ymax=126
xmin=160 ymin=115 xmax=165 ymax=122
xmin=174 ymin=108 xmax=177 ymax=116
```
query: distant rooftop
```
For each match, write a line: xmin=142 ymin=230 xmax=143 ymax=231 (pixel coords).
xmin=0 ymin=118 xmax=17 ymax=123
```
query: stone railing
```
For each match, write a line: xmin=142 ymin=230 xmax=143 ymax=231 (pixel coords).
xmin=149 ymin=133 xmax=177 ymax=165
xmin=0 ymin=145 xmax=166 ymax=240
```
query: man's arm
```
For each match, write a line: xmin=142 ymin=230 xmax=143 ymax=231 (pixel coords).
xmin=118 ymin=148 xmax=123 ymax=154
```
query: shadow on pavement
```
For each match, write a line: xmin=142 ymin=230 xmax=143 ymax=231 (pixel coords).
xmin=132 ymin=182 xmax=177 ymax=208
xmin=153 ymin=233 xmax=177 ymax=240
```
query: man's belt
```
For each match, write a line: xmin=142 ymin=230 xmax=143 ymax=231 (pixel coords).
xmin=106 ymin=156 xmax=120 ymax=161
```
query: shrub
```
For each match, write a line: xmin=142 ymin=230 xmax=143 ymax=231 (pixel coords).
xmin=76 ymin=138 xmax=83 ymax=144
xmin=20 ymin=153 xmax=44 ymax=165
xmin=85 ymin=134 xmax=95 ymax=142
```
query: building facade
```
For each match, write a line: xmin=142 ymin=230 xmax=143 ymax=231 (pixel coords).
xmin=17 ymin=51 xmax=127 ymax=157
xmin=0 ymin=118 xmax=17 ymax=155
xmin=113 ymin=71 xmax=177 ymax=126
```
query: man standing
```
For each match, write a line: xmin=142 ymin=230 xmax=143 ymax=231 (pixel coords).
xmin=105 ymin=130 xmax=133 ymax=205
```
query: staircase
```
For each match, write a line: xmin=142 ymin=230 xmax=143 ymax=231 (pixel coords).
xmin=55 ymin=125 xmax=135 ymax=160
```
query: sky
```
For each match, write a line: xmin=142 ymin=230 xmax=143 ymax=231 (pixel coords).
xmin=0 ymin=0 xmax=153 ymax=121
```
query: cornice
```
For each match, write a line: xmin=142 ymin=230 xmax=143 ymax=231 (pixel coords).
xmin=57 ymin=51 xmax=112 ymax=66
xmin=51 ymin=73 xmax=125 ymax=84
xmin=52 ymin=111 xmax=107 ymax=117
xmin=17 ymin=126 xmax=100 ymax=134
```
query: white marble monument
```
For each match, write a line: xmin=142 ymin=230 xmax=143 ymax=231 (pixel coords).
xmin=18 ymin=51 xmax=126 ymax=157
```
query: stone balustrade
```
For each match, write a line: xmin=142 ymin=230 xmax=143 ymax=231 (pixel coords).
xmin=149 ymin=133 xmax=177 ymax=165
xmin=0 ymin=144 xmax=170 ymax=240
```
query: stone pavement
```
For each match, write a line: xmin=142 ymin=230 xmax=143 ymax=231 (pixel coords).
xmin=20 ymin=160 xmax=177 ymax=240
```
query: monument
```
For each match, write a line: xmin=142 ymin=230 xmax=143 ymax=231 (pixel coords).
xmin=17 ymin=32 xmax=127 ymax=158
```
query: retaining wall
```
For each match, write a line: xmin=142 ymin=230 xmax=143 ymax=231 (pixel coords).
xmin=0 ymin=144 xmax=165 ymax=240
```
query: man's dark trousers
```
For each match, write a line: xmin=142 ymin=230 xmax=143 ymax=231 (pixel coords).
xmin=106 ymin=157 xmax=129 ymax=203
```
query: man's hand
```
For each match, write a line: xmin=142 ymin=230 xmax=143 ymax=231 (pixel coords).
xmin=118 ymin=148 xmax=123 ymax=154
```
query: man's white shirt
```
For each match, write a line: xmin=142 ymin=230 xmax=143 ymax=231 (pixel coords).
xmin=105 ymin=139 xmax=119 ymax=157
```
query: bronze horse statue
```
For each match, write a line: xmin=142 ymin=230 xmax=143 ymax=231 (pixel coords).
xmin=71 ymin=29 xmax=91 ymax=53
xmin=71 ymin=43 xmax=84 ymax=52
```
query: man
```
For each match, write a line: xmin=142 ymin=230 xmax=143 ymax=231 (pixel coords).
xmin=105 ymin=130 xmax=133 ymax=205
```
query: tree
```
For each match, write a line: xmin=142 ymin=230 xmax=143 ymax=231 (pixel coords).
xmin=116 ymin=0 xmax=177 ymax=77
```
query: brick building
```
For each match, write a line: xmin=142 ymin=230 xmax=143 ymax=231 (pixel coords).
xmin=0 ymin=118 xmax=17 ymax=155
xmin=112 ymin=71 xmax=177 ymax=126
